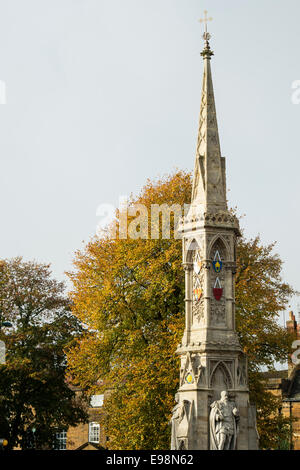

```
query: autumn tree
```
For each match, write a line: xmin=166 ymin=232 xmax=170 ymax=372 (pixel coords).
xmin=67 ymin=170 xmax=295 ymax=450
xmin=0 ymin=258 xmax=88 ymax=450
xmin=235 ymin=237 xmax=295 ymax=448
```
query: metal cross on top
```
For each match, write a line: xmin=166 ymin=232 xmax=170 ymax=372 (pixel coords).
xmin=199 ymin=9 xmax=213 ymax=35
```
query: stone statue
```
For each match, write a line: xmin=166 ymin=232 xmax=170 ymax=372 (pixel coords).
xmin=170 ymin=394 xmax=191 ymax=450
xmin=209 ymin=391 xmax=239 ymax=450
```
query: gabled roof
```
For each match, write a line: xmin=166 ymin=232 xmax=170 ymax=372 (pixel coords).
xmin=75 ymin=441 xmax=105 ymax=451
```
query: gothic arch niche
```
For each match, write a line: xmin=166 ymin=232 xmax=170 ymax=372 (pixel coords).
xmin=187 ymin=239 xmax=205 ymax=326
xmin=210 ymin=362 xmax=233 ymax=400
xmin=209 ymin=236 xmax=227 ymax=263
xmin=209 ymin=237 xmax=227 ymax=327
xmin=185 ymin=238 xmax=200 ymax=264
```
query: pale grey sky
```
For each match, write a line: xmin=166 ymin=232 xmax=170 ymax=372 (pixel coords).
xmin=0 ymin=0 xmax=299 ymax=323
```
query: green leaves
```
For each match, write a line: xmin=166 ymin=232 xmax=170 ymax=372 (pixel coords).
xmin=0 ymin=258 xmax=88 ymax=450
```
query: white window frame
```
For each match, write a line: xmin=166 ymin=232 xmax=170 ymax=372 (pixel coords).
xmin=90 ymin=394 xmax=104 ymax=408
xmin=54 ymin=430 xmax=67 ymax=450
xmin=89 ymin=422 xmax=100 ymax=444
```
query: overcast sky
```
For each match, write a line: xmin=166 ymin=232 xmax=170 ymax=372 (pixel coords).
xmin=0 ymin=0 xmax=299 ymax=324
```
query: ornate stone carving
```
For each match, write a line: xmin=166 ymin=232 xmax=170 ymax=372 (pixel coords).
xmin=192 ymin=250 xmax=205 ymax=324
xmin=237 ymin=356 xmax=248 ymax=387
xmin=210 ymin=361 xmax=233 ymax=390
xmin=182 ymin=211 xmax=240 ymax=234
xmin=180 ymin=352 xmax=207 ymax=388
xmin=196 ymin=364 xmax=206 ymax=386
xmin=210 ymin=239 xmax=226 ymax=326
xmin=180 ymin=352 xmax=195 ymax=386
xmin=209 ymin=391 xmax=239 ymax=450
xmin=170 ymin=395 xmax=192 ymax=450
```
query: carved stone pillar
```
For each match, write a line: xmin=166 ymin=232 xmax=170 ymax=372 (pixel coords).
xmin=202 ymin=260 xmax=211 ymax=328
xmin=183 ymin=264 xmax=192 ymax=345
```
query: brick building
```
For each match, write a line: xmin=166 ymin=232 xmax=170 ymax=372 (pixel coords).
xmin=264 ymin=311 xmax=300 ymax=450
xmin=54 ymin=392 xmax=107 ymax=451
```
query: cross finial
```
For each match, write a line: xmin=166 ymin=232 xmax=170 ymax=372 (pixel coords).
xmin=199 ymin=10 xmax=214 ymax=58
xmin=199 ymin=10 xmax=213 ymax=34
xmin=199 ymin=10 xmax=213 ymax=45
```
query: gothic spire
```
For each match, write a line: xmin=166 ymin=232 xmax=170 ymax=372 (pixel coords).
xmin=191 ymin=30 xmax=227 ymax=213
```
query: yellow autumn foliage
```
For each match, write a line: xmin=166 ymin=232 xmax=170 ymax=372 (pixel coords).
xmin=67 ymin=170 xmax=295 ymax=450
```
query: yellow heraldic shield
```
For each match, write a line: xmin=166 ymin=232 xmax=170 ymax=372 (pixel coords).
xmin=193 ymin=276 xmax=202 ymax=302
xmin=212 ymin=250 xmax=222 ymax=273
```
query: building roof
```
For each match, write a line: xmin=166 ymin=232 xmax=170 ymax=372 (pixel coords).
xmin=75 ymin=442 xmax=105 ymax=451
xmin=261 ymin=369 xmax=288 ymax=380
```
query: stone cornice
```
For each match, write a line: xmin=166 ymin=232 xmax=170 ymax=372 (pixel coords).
xmin=179 ymin=210 xmax=241 ymax=236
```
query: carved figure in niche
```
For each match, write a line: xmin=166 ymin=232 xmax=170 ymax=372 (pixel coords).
xmin=210 ymin=391 xmax=239 ymax=450
xmin=170 ymin=395 xmax=191 ymax=450
xmin=196 ymin=365 xmax=206 ymax=385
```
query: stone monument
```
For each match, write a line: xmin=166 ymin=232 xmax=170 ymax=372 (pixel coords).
xmin=209 ymin=390 xmax=239 ymax=450
xmin=170 ymin=14 xmax=259 ymax=450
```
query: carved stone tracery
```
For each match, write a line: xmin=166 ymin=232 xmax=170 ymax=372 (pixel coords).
xmin=192 ymin=250 xmax=205 ymax=324
xmin=210 ymin=239 xmax=226 ymax=326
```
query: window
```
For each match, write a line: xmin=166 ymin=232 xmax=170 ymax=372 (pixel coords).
xmin=90 ymin=394 xmax=104 ymax=408
xmin=0 ymin=341 xmax=5 ymax=365
xmin=54 ymin=430 xmax=67 ymax=450
xmin=89 ymin=422 xmax=100 ymax=444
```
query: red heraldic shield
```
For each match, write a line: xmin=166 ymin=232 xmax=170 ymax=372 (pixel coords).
xmin=213 ymin=278 xmax=223 ymax=301
xmin=213 ymin=288 xmax=223 ymax=301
